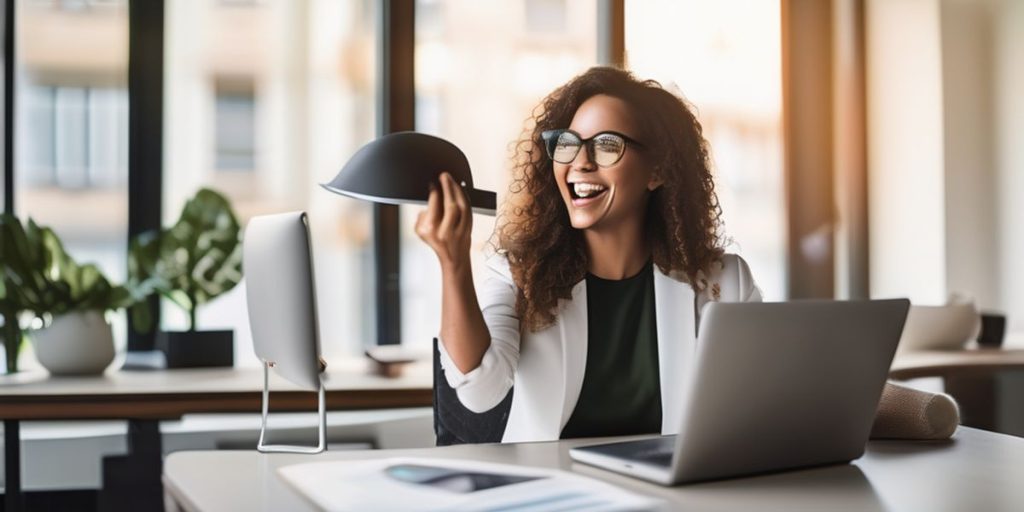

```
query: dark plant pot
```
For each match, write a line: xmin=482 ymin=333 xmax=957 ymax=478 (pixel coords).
xmin=978 ymin=313 xmax=1007 ymax=348
xmin=158 ymin=330 xmax=234 ymax=368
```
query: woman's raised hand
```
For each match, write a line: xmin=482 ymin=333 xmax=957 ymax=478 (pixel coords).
xmin=416 ymin=172 xmax=489 ymax=374
xmin=415 ymin=172 xmax=473 ymax=272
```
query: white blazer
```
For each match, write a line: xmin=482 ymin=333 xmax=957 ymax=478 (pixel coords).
xmin=437 ymin=253 xmax=762 ymax=443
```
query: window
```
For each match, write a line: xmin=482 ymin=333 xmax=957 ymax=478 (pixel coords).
xmin=88 ymin=87 xmax=128 ymax=188
xmin=23 ymin=85 xmax=56 ymax=187
xmin=15 ymin=0 xmax=130 ymax=360
xmin=53 ymin=87 xmax=90 ymax=189
xmin=8 ymin=0 xmax=788 ymax=369
xmin=24 ymin=86 xmax=129 ymax=191
xmin=164 ymin=0 xmax=377 ymax=364
xmin=626 ymin=0 xmax=786 ymax=300
xmin=214 ymin=80 xmax=257 ymax=171
xmin=403 ymin=0 xmax=598 ymax=347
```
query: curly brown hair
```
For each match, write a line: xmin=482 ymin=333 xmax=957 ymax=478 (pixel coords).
xmin=494 ymin=66 xmax=726 ymax=332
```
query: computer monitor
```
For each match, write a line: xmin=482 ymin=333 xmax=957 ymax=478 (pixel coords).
xmin=243 ymin=211 xmax=325 ymax=453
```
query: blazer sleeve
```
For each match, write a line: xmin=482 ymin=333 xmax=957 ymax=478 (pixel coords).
xmin=714 ymin=253 xmax=763 ymax=303
xmin=734 ymin=254 xmax=763 ymax=303
xmin=435 ymin=254 xmax=521 ymax=413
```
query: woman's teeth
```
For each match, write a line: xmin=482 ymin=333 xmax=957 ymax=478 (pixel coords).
xmin=573 ymin=182 xmax=607 ymax=198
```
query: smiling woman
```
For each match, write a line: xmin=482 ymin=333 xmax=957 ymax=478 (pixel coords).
xmin=500 ymin=68 xmax=728 ymax=331
xmin=417 ymin=67 xmax=762 ymax=443
xmin=545 ymin=96 xmax=661 ymax=276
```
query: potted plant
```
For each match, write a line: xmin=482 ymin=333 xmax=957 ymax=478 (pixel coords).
xmin=129 ymin=188 xmax=243 ymax=368
xmin=0 ymin=214 xmax=46 ymax=374
xmin=0 ymin=214 xmax=132 ymax=375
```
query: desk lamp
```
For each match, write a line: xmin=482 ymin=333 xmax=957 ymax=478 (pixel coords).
xmin=322 ymin=132 xmax=496 ymax=372
xmin=321 ymin=131 xmax=497 ymax=215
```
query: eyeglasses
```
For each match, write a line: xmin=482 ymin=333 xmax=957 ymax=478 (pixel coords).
xmin=541 ymin=129 xmax=643 ymax=168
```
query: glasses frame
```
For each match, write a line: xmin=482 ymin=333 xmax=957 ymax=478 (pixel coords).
xmin=541 ymin=129 xmax=644 ymax=168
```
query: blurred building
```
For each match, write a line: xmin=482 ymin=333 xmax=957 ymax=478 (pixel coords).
xmin=16 ymin=0 xmax=378 ymax=366
xmin=17 ymin=0 xmax=129 ymax=282
xmin=13 ymin=0 xmax=1022 ymax=358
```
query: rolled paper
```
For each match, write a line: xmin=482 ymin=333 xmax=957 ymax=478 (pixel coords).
xmin=870 ymin=381 xmax=960 ymax=440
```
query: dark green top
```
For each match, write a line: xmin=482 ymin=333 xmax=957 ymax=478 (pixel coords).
xmin=560 ymin=260 xmax=662 ymax=439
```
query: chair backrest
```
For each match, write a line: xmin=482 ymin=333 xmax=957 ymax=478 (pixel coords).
xmin=432 ymin=338 xmax=513 ymax=446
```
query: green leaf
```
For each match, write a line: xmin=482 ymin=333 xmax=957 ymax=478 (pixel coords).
xmin=0 ymin=214 xmax=135 ymax=319
xmin=130 ymin=300 xmax=154 ymax=334
xmin=125 ymin=187 xmax=243 ymax=332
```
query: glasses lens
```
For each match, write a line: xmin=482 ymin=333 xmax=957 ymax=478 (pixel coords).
xmin=592 ymin=133 xmax=626 ymax=167
xmin=552 ymin=132 xmax=581 ymax=164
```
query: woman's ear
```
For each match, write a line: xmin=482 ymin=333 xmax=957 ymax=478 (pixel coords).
xmin=647 ymin=171 xmax=664 ymax=192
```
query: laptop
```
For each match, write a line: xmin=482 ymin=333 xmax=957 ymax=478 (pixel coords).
xmin=569 ymin=299 xmax=910 ymax=485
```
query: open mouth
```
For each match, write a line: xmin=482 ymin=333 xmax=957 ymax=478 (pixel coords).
xmin=568 ymin=182 xmax=609 ymax=202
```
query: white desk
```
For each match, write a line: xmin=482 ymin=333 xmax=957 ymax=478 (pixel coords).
xmin=163 ymin=427 xmax=1024 ymax=511
xmin=890 ymin=348 xmax=1024 ymax=380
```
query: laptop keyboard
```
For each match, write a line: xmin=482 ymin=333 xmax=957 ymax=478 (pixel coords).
xmin=578 ymin=436 xmax=676 ymax=468
xmin=631 ymin=447 xmax=673 ymax=467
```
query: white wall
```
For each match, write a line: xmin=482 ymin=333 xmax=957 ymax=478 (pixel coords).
xmin=941 ymin=0 xmax=999 ymax=310
xmin=868 ymin=0 xmax=1024 ymax=336
xmin=995 ymin=0 xmax=1024 ymax=333
xmin=866 ymin=0 xmax=947 ymax=304
xmin=940 ymin=0 xmax=1023 ymax=330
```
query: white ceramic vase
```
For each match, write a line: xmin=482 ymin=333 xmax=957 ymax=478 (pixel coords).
xmin=32 ymin=311 xmax=115 ymax=375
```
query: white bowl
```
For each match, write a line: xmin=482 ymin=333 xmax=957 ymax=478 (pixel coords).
xmin=898 ymin=302 xmax=980 ymax=352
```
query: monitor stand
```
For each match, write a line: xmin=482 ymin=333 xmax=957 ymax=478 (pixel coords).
xmin=256 ymin=361 xmax=326 ymax=454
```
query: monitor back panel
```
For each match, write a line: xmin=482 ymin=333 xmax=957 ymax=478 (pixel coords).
xmin=243 ymin=211 xmax=322 ymax=391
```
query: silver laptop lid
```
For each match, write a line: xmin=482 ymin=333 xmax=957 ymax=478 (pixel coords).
xmin=243 ymin=212 xmax=322 ymax=391
xmin=671 ymin=299 xmax=910 ymax=483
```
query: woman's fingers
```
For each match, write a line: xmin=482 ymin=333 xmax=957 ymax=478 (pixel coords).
xmin=415 ymin=186 xmax=439 ymax=239
xmin=450 ymin=173 xmax=471 ymax=231
xmin=426 ymin=184 xmax=442 ymax=229
xmin=438 ymin=172 xmax=461 ymax=236
xmin=417 ymin=172 xmax=475 ymax=271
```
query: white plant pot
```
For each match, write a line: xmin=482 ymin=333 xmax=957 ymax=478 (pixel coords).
xmin=32 ymin=311 xmax=115 ymax=375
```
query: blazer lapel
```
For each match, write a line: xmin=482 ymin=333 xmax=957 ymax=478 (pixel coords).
xmin=503 ymin=280 xmax=587 ymax=443
xmin=653 ymin=270 xmax=697 ymax=434
xmin=558 ymin=280 xmax=589 ymax=432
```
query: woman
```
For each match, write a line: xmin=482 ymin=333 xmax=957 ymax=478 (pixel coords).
xmin=415 ymin=66 xmax=760 ymax=443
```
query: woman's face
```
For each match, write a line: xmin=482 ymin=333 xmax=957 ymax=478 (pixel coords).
xmin=553 ymin=94 xmax=661 ymax=232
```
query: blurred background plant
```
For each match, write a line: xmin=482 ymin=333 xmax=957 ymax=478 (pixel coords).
xmin=0 ymin=214 xmax=132 ymax=373
xmin=128 ymin=187 xmax=243 ymax=334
